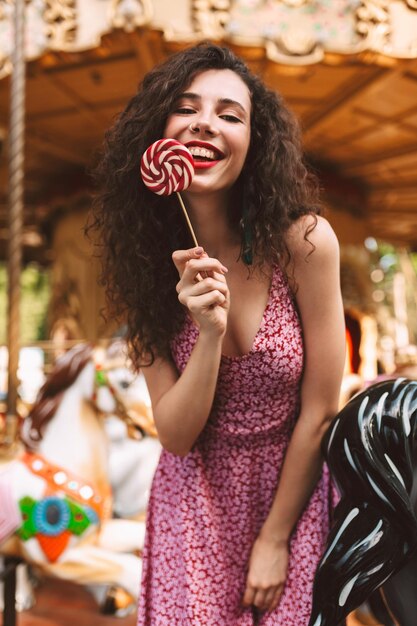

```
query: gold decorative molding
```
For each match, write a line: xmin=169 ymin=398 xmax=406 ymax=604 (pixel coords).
xmin=192 ymin=0 xmax=231 ymax=39
xmin=355 ymin=0 xmax=391 ymax=52
xmin=227 ymin=0 xmax=417 ymax=65
xmin=0 ymin=50 xmax=12 ymax=77
xmin=280 ymin=0 xmax=311 ymax=6
xmin=354 ymin=0 xmax=417 ymax=57
xmin=0 ymin=1 xmax=13 ymax=80
xmin=110 ymin=0 xmax=153 ymax=31
xmin=44 ymin=0 xmax=77 ymax=49
xmin=0 ymin=0 xmax=12 ymax=21
xmin=0 ymin=0 xmax=416 ymax=79
xmin=265 ymin=39 xmax=323 ymax=66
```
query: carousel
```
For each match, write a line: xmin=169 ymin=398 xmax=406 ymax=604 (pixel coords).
xmin=1 ymin=1 xmax=417 ymax=625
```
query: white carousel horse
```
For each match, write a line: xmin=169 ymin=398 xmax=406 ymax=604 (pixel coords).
xmin=0 ymin=342 xmax=160 ymax=613
xmin=102 ymin=353 xmax=160 ymax=518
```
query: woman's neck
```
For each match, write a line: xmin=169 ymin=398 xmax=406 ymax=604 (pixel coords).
xmin=183 ymin=189 xmax=240 ymax=260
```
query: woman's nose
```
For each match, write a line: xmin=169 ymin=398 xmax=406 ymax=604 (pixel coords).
xmin=189 ymin=114 xmax=218 ymax=136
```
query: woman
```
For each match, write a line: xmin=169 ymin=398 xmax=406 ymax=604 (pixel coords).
xmin=89 ymin=44 xmax=345 ymax=625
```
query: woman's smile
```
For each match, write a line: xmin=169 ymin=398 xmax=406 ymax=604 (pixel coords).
xmin=185 ymin=140 xmax=226 ymax=169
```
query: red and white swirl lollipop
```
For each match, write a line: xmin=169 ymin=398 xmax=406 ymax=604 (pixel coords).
xmin=141 ymin=139 xmax=194 ymax=196
xmin=140 ymin=139 xmax=198 ymax=245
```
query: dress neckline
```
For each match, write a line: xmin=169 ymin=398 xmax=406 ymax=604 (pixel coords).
xmin=220 ymin=265 xmax=278 ymax=361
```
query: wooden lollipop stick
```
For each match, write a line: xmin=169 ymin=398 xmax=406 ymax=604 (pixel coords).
xmin=177 ymin=191 xmax=211 ymax=280
xmin=176 ymin=192 xmax=199 ymax=247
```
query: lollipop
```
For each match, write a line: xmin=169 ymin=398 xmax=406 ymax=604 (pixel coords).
xmin=141 ymin=139 xmax=198 ymax=246
xmin=141 ymin=139 xmax=194 ymax=195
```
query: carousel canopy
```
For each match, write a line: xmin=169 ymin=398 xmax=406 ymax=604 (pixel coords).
xmin=0 ymin=0 xmax=417 ymax=261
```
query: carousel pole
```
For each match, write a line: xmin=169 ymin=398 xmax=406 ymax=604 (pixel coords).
xmin=6 ymin=0 xmax=26 ymax=437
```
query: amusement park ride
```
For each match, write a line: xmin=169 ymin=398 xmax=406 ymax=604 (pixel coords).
xmin=0 ymin=342 xmax=161 ymax=625
xmin=1 ymin=1 xmax=417 ymax=625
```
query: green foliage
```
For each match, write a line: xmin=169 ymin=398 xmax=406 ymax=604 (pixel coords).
xmin=0 ymin=263 xmax=51 ymax=344
xmin=410 ymin=253 xmax=417 ymax=276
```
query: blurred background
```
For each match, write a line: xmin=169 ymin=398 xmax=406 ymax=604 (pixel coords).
xmin=1 ymin=1 xmax=417 ymax=624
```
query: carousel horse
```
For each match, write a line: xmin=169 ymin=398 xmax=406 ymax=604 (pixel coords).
xmin=98 ymin=342 xmax=160 ymax=518
xmin=0 ymin=342 xmax=160 ymax=613
xmin=308 ymin=378 xmax=417 ymax=626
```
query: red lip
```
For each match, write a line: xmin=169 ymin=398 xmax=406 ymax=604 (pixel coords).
xmin=193 ymin=160 xmax=220 ymax=170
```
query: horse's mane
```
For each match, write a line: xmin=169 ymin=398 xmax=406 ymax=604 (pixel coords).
xmin=21 ymin=343 xmax=94 ymax=450
xmin=309 ymin=378 xmax=417 ymax=626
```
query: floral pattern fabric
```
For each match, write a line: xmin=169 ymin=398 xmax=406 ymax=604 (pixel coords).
xmin=137 ymin=266 xmax=333 ymax=625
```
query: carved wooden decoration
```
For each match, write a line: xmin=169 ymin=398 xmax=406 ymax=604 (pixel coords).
xmin=226 ymin=0 xmax=417 ymax=65
xmin=192 ymin=0 xmax=231 ymax=38
xmin=355 ymin=0 xmax=417 ymax=55
xmin=355 ymin=0 xmax=391 ymax=52
xmin=0 ymin=0 xmax=416 ymax=77
xmin=0 ymin=0 xmax=13 ymax=76
xmin=0 ymin=0 xmax=12 ymax=21
xmin=44 ymin=0 xmax=77 ymax=48
xmin=110 ymin=0 xmax=153 ymax=31
xmin=280 ymin=0 xmax=311 ymax=6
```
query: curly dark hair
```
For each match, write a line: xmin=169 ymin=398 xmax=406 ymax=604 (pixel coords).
xmin=87 ymin=43 xmax=321 ymax=369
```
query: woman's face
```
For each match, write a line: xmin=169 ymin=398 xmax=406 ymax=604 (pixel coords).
xmin=163 ymin=69 xmax=251 ymax=196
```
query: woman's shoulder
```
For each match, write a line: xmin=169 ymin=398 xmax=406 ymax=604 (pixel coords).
xmin=284 ymin=214 xmax=339 ymax=266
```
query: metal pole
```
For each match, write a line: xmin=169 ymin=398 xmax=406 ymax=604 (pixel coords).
xmin=2 ymin=556 xmax=21 ymax=626
xmin=7 ymin=0 xmax=26 ymax=431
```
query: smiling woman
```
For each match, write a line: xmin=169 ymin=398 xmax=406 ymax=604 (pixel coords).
xmin=87 ymin=43 xmax=346 ymax=626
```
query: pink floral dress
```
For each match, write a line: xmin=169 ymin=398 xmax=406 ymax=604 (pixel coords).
xmin=137 ymin=266 xmax=333 ymax=625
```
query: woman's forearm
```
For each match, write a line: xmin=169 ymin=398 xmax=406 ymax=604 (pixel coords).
xmin=259 ymin=411 xmax=333 ymax=543
xmin=153 ymin=329 xmax=223 ymax=456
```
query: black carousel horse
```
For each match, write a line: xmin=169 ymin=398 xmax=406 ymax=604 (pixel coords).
xmin=308 ymin=378 xmax=417 ymax=626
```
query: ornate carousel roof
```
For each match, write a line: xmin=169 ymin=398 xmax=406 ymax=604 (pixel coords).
xmin=1 ymin=0 xmax=417 ymax=260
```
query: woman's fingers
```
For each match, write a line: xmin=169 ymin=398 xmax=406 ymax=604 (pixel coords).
xmin=186 ymin=290 xmax=227 ymax=312
xmin=173 ymin=250 xmax=229 ymax=331
xmin=172 ymin=247 xmax=228 ymax=280
xmin=244 ymin=585 xmax=282 ymax=612
xmin=269 ymin=586 xmax=284 ymax=611
xmin=252 ymin=589 xmax=268 ymax=610
xmin=177 ymin=259 xmax=228 ymax=298
xmin=172 ymin=249 xmax=228 ymax=295
xmin=172 ymin=247 xmax=204 ymax=278
xmin=242 ymin=585 xmax=256 ymax=608
xmin=243 ymin=535 xmax=288 ymax=613
xmin=182 ymin=257 xmax=228 ymax=283
xmin=262 ymin=586 xmax=282 ymax=611
xmin=178 ymin=277 xmax=228 ymax=300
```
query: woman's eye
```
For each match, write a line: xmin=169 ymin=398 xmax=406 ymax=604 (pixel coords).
xmin=175 ymin=107 xmax=195 ymax=115
xmin=220 ymin=114 xmax=242 ymax=123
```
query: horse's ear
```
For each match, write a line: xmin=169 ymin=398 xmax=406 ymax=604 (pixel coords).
xmin=40 ymin=343 xmax=94 ymax=398
xmin=55 ymin=343 xmax=94 ymax=371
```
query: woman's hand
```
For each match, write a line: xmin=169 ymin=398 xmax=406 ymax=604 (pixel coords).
xmin=172 ymin=247 xmax=230 ymax=337
xmin=243 ymin=534 xmax=289 ymax=613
